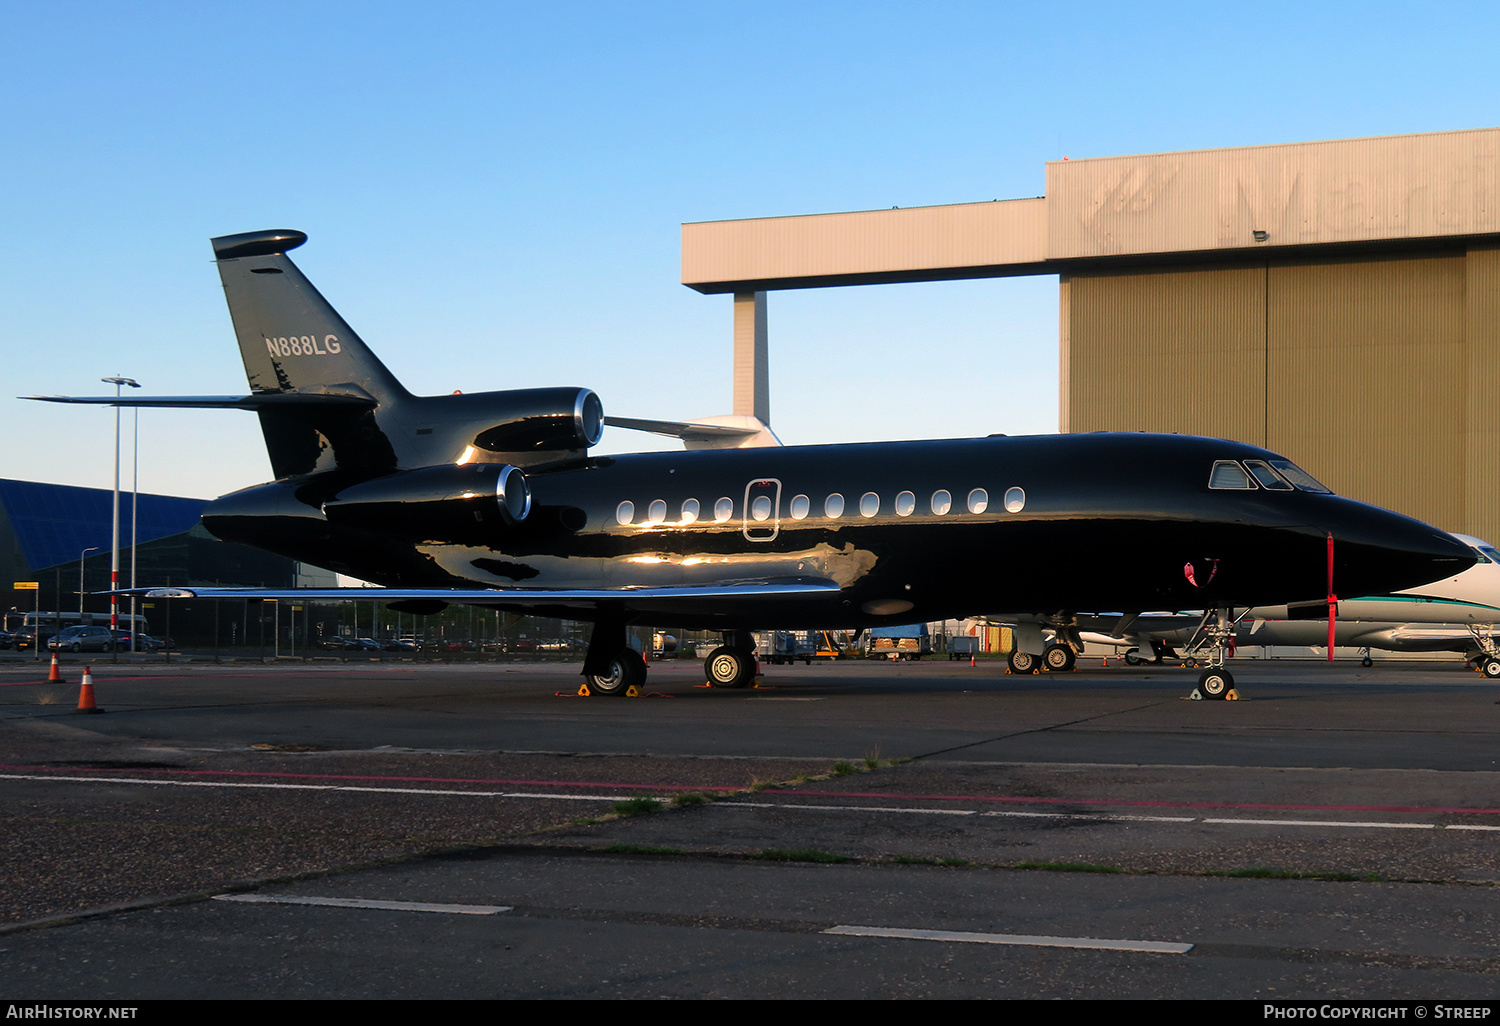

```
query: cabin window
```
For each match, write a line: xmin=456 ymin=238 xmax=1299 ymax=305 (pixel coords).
xmin=1243 ymin=460 xmax=1293 ymax=491
xmin=894 ymin=491 xmax=916 ymax=517
xmin=825 ymin=493 xmax=845 ymax=518
xmin=681 ymin=498 xmax=700 ymax=524
xmin=859 ymin=492 xmax=880 ymax=518
xmin=1004 ymin=487 xmax=1025 ymax=513
xmin=615 ymin=500 xmax=635 ymax=525
xmin=647 ymin=499 xmax=667 ymax=524
xmin=750 ymin=495 xmax=773 ymax=521
xmin=714 ymin=497 xmax=734 ymax=522
xmin=930 ymin=489 xmax=952 ymax=515
xmin=1268 ymin=459 xmax=1331 ymax=493
xmin=789 ymin=494 xmax=810 ymax=520
xmin=967 ymin=488 xmax=989 ymax=514
xmin=1208 ymin=461 xmax=1256 ymax=490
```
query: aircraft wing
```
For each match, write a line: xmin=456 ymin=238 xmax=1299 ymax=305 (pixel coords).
xmin=24 ymin=393 xmax=376 ymax=409
xmin=118 ymin=578 xmax=842 ymax=611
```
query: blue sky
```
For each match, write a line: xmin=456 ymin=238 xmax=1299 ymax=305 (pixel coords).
xmin=4 ymin=1 xmax=1497 ymax=499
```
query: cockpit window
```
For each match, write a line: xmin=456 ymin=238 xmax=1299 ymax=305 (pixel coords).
xmin=1208 ymin=461 xmax=1256 ymax=490
xmin=1243 ymin=460 xmax=1293 ymax=491
xmin=1476 ymin=545 xmax=1500 ymax=564
xmin=1267 ymin=459 xmax=1331 ymax=493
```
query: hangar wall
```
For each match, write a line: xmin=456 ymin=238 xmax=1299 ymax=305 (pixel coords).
xmin=682 ymin=128 xmax=1500 ymax=546
xmin=1062 ymin=247 xmax=1494 ymax=541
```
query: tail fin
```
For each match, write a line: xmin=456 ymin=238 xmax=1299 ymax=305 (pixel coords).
xmin=211 ymin=229 xmax=410 ymax=479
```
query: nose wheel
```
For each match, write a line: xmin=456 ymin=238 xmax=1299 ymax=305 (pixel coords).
xmin=586 ymin=648 xmax=646 ymax=695
xmin=1187 ymin=607 xmax=1241 ymax=700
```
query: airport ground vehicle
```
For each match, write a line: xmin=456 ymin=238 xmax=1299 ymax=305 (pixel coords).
xmin=34 ymin=228 xmax=1476 ymax=700
xmin=869 ymin=624 xmax=931 ymax=660
xmin=761 ymin=630 xmax=815 ymax=665
xmin=947 ymin=636 xmax=979 ymax=660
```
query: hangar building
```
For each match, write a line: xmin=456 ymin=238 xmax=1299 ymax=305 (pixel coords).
xmin=681 ymin=128 xmax=1500 ymax=545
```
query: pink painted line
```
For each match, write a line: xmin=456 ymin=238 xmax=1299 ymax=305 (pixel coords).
xmin=756 ymin=788 xmax=1500 ymax=817
xmin=0 ymin=763 xmax=740 ymax=793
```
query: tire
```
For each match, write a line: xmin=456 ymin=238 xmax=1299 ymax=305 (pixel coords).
xmin=1483 ymin=657 xmax=1500 ymax=680
xmin=1123 ymin=648 xmax=1143 ymax=666
xmin=1007 ymin=649 xmax=1038 ymax=674
xmin=1361 ymin=656 xmax=1373 ymax=668
xmin=1043 ymin=644 xmax=1076 ymax=672
xmin=587 ymin=648 xmax=646 ymax=696
xmin=71 ymin=642 xmax=82 ymax=653
xmin=1198 ymin=668 xmax=1233 ymax=700
xmin=705 ymin=646 xmax=754 ymax=688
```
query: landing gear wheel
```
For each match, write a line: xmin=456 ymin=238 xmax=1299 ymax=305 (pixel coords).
xmin=587 ymin=648 xmax=646 ymax=696
xmin=1361 ymin=655 xmax=1373 ymax=668
xmin=1482 ymin=657 xmax=1500 ymax=680
xmin=1007 ymin=649 xmax=1038 ymax=674
xmin=705 ymin=646 xmax=755 ymax=688
xmin=1123 ymin=647 xmax=1143 ymax=666
xmin=1198 ymin=667 xmax=1233 ymax=700
xmin=1043 ymin=644 xmax=1076 ymax=672
xmin=1183 ymin=658 xmax=1199 ymax=670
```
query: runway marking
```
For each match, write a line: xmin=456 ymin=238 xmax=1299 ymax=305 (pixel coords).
xmin=760 ymin=787 xmax=1500 ymax=818
xmin=824 ymin=924 xmax=1192 ymax=954
xmin=1202 ymin=818 xmax=1435 ymax=829
xmin=0 ymin=763 xmax=740 ymax=793
xmin=720 ymin=801 xmax=976 ymax=815
xmin=4 ymin=771 xmax=1497 ymax=831
xmin=213 ymin=894 xmax=509 ymax=915
xmin=981 ymin=810 xmax=1197 ymax=823
xmin=0 ymin=773 xmax=629 ymax=802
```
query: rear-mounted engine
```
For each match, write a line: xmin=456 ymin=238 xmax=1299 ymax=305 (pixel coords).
xmin=321 ymin=463 xmax=531 ymax=538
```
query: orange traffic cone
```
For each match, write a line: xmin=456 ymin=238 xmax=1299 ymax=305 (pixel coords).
xmin=1102 ymin=656 xmax=1109 ymax=667
xmin=969 ymin=655 xmax=975 ymax=667
xmin=47 ymin=652 xmax=66 ymax=683
xmin=76 ymin=667 xmax=99 ymax=714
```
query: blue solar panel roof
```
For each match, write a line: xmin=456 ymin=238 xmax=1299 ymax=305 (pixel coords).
xmin=0 ymin=479 xmax=206 ymax=573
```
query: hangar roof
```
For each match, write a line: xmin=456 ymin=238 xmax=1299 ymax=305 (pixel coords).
xmin=682 ymin=127 xmax=1500 ymax=293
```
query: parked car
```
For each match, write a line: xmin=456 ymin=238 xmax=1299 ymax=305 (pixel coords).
xmin=49 ymin=626 xmax=122 ymax=653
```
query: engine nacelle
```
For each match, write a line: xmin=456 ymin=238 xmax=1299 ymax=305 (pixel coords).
xmin=322 ymin=463 xmax=531 ymax=537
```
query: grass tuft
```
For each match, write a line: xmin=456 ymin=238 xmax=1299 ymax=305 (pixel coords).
xmin=671 ymin=792 xmax=710 ymax=807
xmin=612 ymin=797 xmax=662 ymax=818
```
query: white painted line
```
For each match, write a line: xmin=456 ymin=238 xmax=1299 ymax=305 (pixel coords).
xmin=1202 ymin=818 xmax=1436 ymax=829
xmin=719 ymin=801 xmax=975 ymax=816
xmin=1440 ymin=824 xmax=1500 ymax=831
xmin=0 ymin=773 xmax=625 ymax=802
xmin=824 ymin=924 xmax=1192 ymax=954
xmin=214 ymin=894 xmax=510 ymax=915
xmin=980 ymin=810 xmax=1197 ymax=823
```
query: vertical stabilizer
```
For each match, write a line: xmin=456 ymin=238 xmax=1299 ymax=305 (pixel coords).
xmin=210 ymin=230 xmax=410 ymax=478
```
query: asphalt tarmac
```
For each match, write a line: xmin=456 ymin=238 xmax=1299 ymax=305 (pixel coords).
xmin=2 ymin=655 xmax=1498 ymax=999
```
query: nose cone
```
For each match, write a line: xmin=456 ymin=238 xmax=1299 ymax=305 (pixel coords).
xmin=1329 ymin=500 xmax=1475 ymax=597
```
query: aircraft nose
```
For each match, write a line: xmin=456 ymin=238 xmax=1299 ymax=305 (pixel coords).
xmin=1330 ymin=503 xmax=1475 ymax=597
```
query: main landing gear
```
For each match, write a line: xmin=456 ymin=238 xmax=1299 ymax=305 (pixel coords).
xmin=1184 ymin=607 xmax=1241 ymax=701
xmin=580 ymin=618 xmax=646 ymax=696
xmin=1008 ymin=641 xmax=1078 ymax=675
xmin=704 ymin=630 xmax=758 ymax=689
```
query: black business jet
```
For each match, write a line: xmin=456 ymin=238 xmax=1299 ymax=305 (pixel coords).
xmin=28 ymin=229 xmax=1475 ymax=699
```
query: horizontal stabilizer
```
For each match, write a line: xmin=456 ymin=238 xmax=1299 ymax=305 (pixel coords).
xmin=603 ymin=416 xmax=759 ymax=440
xmin=604 ymin=413 xmax=782 ymax=450
xmin=24 ymin=392 xmax=376 ymax=410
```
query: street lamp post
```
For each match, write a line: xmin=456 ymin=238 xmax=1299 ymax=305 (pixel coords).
xmin=102 ymin=376 xmax=140 ymax=663
xmin=78 ymin=546 xmax=99 ymax=618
